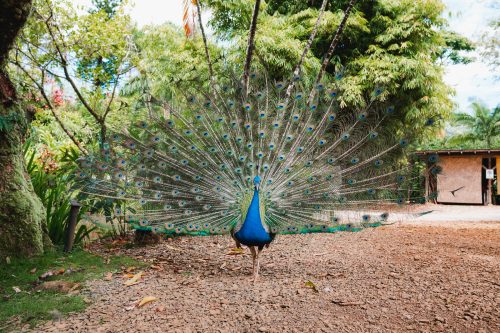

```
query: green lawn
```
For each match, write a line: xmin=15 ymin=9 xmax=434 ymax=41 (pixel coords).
xmin=0 ymin=248 xmax=142 ymax=331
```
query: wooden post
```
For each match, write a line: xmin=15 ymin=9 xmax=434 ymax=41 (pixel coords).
xmin=64 ymin=200 xmax=81 ymax=252
xmin=487 ymin=157 xmax=492 ymax=206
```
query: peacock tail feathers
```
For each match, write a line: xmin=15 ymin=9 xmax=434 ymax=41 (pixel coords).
xmin=76 ymin=69 xmax=436 ymax=237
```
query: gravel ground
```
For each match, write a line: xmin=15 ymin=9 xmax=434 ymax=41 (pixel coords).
xmin=34 ymin=220 xmax=500 ymax=333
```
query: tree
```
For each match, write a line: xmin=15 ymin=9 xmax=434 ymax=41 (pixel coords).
xmin=205 ymin=0 xmax=474 ymax=140
xmin=0 ymin=0 xmax=52 ymax=258
xmin=10 ymin=0 xmax=133 ymax=145
xmin=448 ymin=101 xmax=500 ymax=148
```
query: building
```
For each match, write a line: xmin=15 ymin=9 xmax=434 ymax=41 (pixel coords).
xmin=415 ymin=149 xmax=499 ymax=205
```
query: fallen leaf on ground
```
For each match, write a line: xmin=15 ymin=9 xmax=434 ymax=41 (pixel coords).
xmin=220 ymin=262 xmax=227 ymax=269
xmin=304 ymin=280 xmax=319 ymax=293
xmin=332 ymin=300 xmax=364 ymax=306
xmin=155 ymin=306 xmax=165 ymax=312
xmin=150 ymin=265 xmax=163 ymax=271
xmin=35 ymin=281 xmax=80 ymax=293
xmin=104 ymin=272 xmax=113 ymax=281
xmin=124 ymin=271 xmax=144 ymax=286
xmin=30 ymin=268 xmax=37 ymax=274
xmin=12 ymin=286 xmax=21 ymax=293
xmin=165 ymin=245 xmax=182 ymax=251
xmin=226 ymin=248 xmax=244 ymax=255
xmin=125 ymin=266 xmax=136 ymax=273
xmin=138 ymin=296 xmax=158 ymax=307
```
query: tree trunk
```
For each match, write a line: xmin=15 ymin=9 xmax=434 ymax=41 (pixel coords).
xmin=0 ymin=0 xmax=52 ymax=259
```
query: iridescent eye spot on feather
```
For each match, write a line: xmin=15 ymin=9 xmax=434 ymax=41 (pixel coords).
xmin=126 ymin=141 xmax=136 ymax=150
xmin=246 ymin=143 xmax=253 ymax=149
xmin=238 ymin=155 xmax=246 ymax=162
xmin=275 ymin=81 xmax=284 ymax=89
xmin=137 ymin=121 xmax=148 ymax=129
xmin=259 ymin=112 xmax=266 ymax=118
xmin=315 ymin=83 xmax=324 ymax=91
xmin=358 ymin=112 xmax=367 ymax=120
xmin=165 ymin=223 xmax=174 ymax=229
xmin=231 ymin=120 xmax=238 ymax=127
xmin=181 ymin=159 xmax=189 ymax=166
xmin=373 ymin=87 xmax=384 ymax=96
xmin=326 ymin=174 xmax=333 ymax=180
xmin=305 ymin=161 xmax=313 ymax=167
xmin=178 ymin=200 xmax=187 ymax=207
xmin=204 ymin=100 xmax=212 ymax=108
xmin=397 ymin=175 xmax=406 ymax=183
xmin=341 ymin=133 xmax=350 ymax=141
xmin=292 ymin=114 xmax=300 ymax=121
xmin=235 ymin=167 xmax=242 ymax=174
xmin=195 ymin=114 xmax=203 ymax=120
xmin=279 ymin=155 xmax=286 ymax=162
xmin=362 ymin=215 xmax=370 ymax=222
xmin=399 ymin=139 xmax=408 ymax=147
xmin=175 ymin=227 xmax=183 ymax=234
xmin=184 ymin=130 xmax=192 ymax=136
xmin=245 ymin=123 xmax=251 ymax=130
xmin=247 ymin=162 xmax=255 ymax=169
xmin=284 ymin=167 xmax=290 ymax=173
xmin=287 ymin=181 xmax=294 ymax=186
xmin=268 ymin=143 xmax=275 ymax=150
xmin=396 ymin=197 xmax=404 ymax=205
xmin=153 ymin=176 xmax=162 ymax=183
xmin=111 ymin=133 xmax=120 ymax=141
xmin=172 ymin=189 xmax=179 ymax=196
xmin=139 ymin=198 xmax=147 ymax=205
xmin=115 ymin=171 xmax=124 ymax=180
xmin=226 ymin=150 xmax=234 ymax=157
xmin=286 ymin=135 xmax=293 ymax=142
xmin=367 ymin=188 xmax=376 ymax=195
xmin=158 ymin=160 xmax=167 ymax=168
xmin=244 ymin=103 xmax=252 ymax=111
xmin=187 ymin=96 xmax=196 ymax=103
xmin=369 ymin=132 xmax=378 ymax=140
xmin=327 ymin=158 xmax=335 ymax=165
xmin=428 ymin=154 xmax=438 ymax=163
xmin=145 ymin=149 xmax=155 ymax=158
xmin=169 ymin=145 xmax=177 ymax=152
xmin=266 ymin=179 xmax=272 ymax=185
xmin=328 ymin=114 xmax=336 ymax=121
xmin=307 ymin=126 xmax=314 ymax=132
xmin=297 ymin=147 xmax=304 ymax=153
xmin=216 ymin=117 xmax=224 ymax=123
xmin=273 ymin=121 xmax=280 ymax=128
xmin=257 ymin=152 xmax=264 ymax=159
xmin=166 ymin=120 xmax=175 ymax=127
xmin=295 ymin=92 xmax=303 ymax=100
xmin=351 ymin=157 xmax=359 ymax=164
xmin=331 ymin=216 xmax=340 ymax=224
xmin=154 ymin=192 xmax=162 ymax=199
xmin=374 ymin=159 xmax=383 ymax=167
xmin=293 ymin=74 xmax=301 ymax=81
xmin=201 ymin=161 xmax=208 ymax=167
xmin=386 ymin=105 xmax=395 ymax=114
xmin=203 ymin=204 xmax=211 ymax=210
xmin=318 ymin=139 xmax=325 ymax=146
xmin=117 ymin=189 xmax=126 ymax=197
xmin=347 ymin=179 xmax=356 ymax=185
xmin=310 ymin=104 xmax=317 ymax=111
xmin=139 ymin=218 xmax=149 ymax=226
xmin=329 ymin=90 xmax=337 ymax=97
xmin=227 ymin=100 xmax=235 ymax=108
xmin=236 ymin=136 xmax=243 ymax=143
xmin=381 ymin=212 xmax=389 ymax=220
xmin=259 ymin=131 xmax=266 ymax=138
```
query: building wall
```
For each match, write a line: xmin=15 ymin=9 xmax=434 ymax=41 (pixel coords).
xmin=437 ymin=156 xmax=483 ymax=204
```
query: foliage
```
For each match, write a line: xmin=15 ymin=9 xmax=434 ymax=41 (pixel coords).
xmin=24 ymin=142 xmax=95 ymax=245
xmin=478 ymin=17 xmax=499 ymax=76
xmin=8 ymin=0 xmax=134 ymax=143
xmin=205 ymin=0 xmax=474 ymax=141
xmin=448 ymin=101 xmax=500 ymax=148
xmin=0 ymin=249 xmax=142 ymax=329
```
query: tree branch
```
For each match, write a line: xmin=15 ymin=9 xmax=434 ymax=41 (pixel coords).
xmin=195 ymin=0 xmax=214 ymax=82
xmin=308 ymin=0 xmax=357 ymax=104
xmin=242 ymin=0 xmax=261 ymax=97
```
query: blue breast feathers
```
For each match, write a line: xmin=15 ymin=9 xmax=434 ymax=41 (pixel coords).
xmin=234 ymin=189 xmax=272 ymax=246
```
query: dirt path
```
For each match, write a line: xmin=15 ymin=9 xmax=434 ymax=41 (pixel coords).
xmin=37 ymin=223 xmax=500 ymax=333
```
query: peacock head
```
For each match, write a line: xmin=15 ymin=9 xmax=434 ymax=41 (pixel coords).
xmin=253 ymin=175 xmax=261 ymax=191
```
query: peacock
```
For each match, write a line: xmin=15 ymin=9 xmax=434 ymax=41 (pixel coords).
xmin=76 ymin=0 xmax=436 ymax=281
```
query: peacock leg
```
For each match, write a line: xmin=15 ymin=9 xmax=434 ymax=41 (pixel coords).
xmin=249 ymin=246 xmax=257 ymax=278
xmin=254 ymin=247 xmax=263 ymax=283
